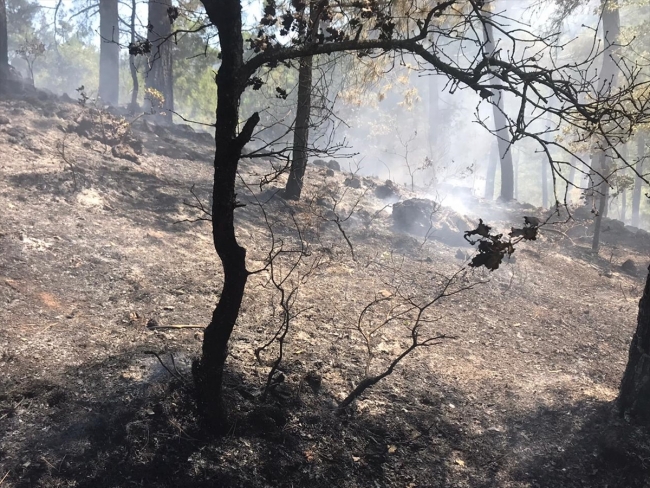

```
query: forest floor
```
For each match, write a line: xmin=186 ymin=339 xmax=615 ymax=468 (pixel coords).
xmin=1 ymin=93 xmax=650 ymax=488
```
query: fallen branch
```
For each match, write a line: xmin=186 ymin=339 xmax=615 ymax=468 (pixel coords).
xmin=147 ymin=324 xmax=205 ymax=330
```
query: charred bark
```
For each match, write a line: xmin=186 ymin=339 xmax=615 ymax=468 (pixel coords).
xmin=592 ymin=151 xmax=609 ymax=252
xmin=0 ymin=0 xmax=7 ymax=93
xmin=632 ymin=133 xmax=645 ymax=228
xmin=192 ymin=0 xmax=259 ymax=432
xmin=0 ymin=0 xmax=7 ymax=69
xmin=618 ymin=266 xmax=650 ymax=423
xmin=541 ymin=155 xmax=549 ymax=209
xmin=284 ymin=54 xmax=313 ymax=200
xmin=128 ymin=0 xmax=139 ymax=111
xmin=484 ymin=21 xmax=514 ymax=201
xmin=99 ymin=0 xmax=120 ymax=106
xmin=146 ymin=0 xmax=174 ymax=122
xmin=484 ymin=143 xmax=498 ymax=200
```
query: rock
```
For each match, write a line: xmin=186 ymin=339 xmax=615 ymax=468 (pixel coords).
xmin=0 ymin=115 xmax=10 ymax=125
xmin=602 ymin=218 xmax=625 ymax=233
xmin=621 ymin=259 xmax=638 ymax=276
xmin=392 ymin=198 xmax=438 ymax=236
xmin=455 ymin=249 xmax=468 ymax=260
xmin=572 ymin=205 xmax=596 ymax=221
xmin=344 ymin=176 xmax=362 ymax=189
xmin=112 ymin=144 xmax=140 ymax=164
xmin=325 ymin=168 xmax=335 ymax=177
xmin=193 ymin=131 xmax=214 ymax=144
xmin=312 ymin=159 xmax=327 ymax=167
xmin=153 ymin=144 xmax=188 ymax=159
xmin=375 ymin=180 xmax=400 ymax=200
xmin=327 ymin=159 xmax=341 ymax=171
xmin=393 ymin=198 xmax=474 ymax=246
xmin=174 ymin=124 xmax=196 ymax=138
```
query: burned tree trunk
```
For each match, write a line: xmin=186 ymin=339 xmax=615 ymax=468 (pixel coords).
xmin=618 ymin=266 xmax=650 ymax=423
xmin=484 ymin=21 xmax=514 ymax=201
xmin=0 ymin=0 xmax=10 ymax=95
xmin=484 ymin=143 xmax=498 ymax=200
xmin=632 ymin=133 xmax=645 ymax=228
xmin=591 ymin=0 xmax=620 ymax=251
xmin=541 ymin=155 xmax=549 ymax=209
xmin=146 ymin=0 xmax=174 ymax=122
xmin=284 ymin=55 xmax=313 ymax=200
xmin=0 ymin=0 xmax=7 ymax=74
xmin=428 ymin=73 xmax=439 ymax=157
xmin=99 ymin=0 xmax=120 ymax=106
xmin=191 ymin=0 xmax=258 ymax=431
xmin=128 ymin=0 xmax=139 ymax=111
xmin=592 ymin=151 xmax=609 ymax=252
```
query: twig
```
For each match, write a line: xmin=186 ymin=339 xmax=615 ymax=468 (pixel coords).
xmin=147 ymin=324 xmax=205 ymax=330
xmin=143 ymin=351 xmax=184 ymax=381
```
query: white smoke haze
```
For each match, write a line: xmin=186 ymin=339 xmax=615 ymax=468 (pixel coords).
xmin=6 ymin=0 xmax=650 ymax=228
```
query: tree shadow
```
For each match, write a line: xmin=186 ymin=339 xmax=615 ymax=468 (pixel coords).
xmin=507 ymin=391 xmax=650 ymax=488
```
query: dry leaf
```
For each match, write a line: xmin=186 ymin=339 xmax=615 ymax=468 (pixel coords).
xmin=388 ymin=445 xmax=397 ymax=454
xmin=352 ymin=456 xmax=361 ymax=462
xmin=454 ymin=459 xmax=465 ymax=466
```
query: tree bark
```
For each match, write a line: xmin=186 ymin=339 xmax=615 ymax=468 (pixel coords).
xmin=568 ymin=156 xmax=577 ymax=203
xmin=632 ymin=133 xmax=645 ymax=228
xmin=284 ymin=54 xmax=313 ymax=200
xmin=618 ymin=266 xmax=650 ymax=423
xmin=98 ymin=0 xmax=120 ymax=106
xmin=619 ymin=143 xmax=629 ymax=222
xmin=592 ymin=151 xmax=609 ymax=252
xmin=484 ymin=21 xmax=514 ymax=201
xmin=542 ymin=155 xmax=549 ymax=209
xmin=192 ymin=0 xmax=257 ymax=432
xmin=0 ymin=0 xmax=9 ymax=91
xmin=591 ymin=0 xmax=620 ymax=251
xmin=484 ymin=143 xmax=498 ymax=200
xmin=428 ymin=73 xmax=439 ymax=157
xmin=513 ymin=150 xmax=519 ymax=201
xmin=128 ymin=0 xmax=139 ymax=111
xmin=146 ymin=0 xmax=174 ymax=123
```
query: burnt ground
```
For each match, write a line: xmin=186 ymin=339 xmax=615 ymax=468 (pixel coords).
xmin=1 ymin=94 xmax=650 ymax=487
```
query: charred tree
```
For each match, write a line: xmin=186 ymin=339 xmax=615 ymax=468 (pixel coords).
xmin=191 ymin=0 xmax=257 ymax=432
xmin=99 ymin=0 xmax=120 ymax=106
xmin=541 ymin=155 xmax=549 ymax=209
xmin=592 ymin=0 xmax=620 ymax=252
xmin=0 ymin=0 xmax=8 ymax=88
xmin=284 ymin=54 xmax=313 ymax=200
xmin=618 ymin=266 xmax=650 ymax=423
xmin=128 ymin=0 xmax=139 ymax=110
xmin=146 ymin=0 xmax=174 ymax=122
xmin=484 ymin=143 xmax=498 ymax=200
xmin=568 ymin=156 xmax=577 ymax=202
xmin=428 ymin=73 xmax=439 ymax=157
xmin=632 ymin=133 xmax=645 ymax=228
xmin=484 ymin=21 xmax=514 ymax=201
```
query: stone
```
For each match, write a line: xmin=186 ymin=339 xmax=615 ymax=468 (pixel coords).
xmin=344 ymin=176 xmax=362 ymax=189
xmin=621 ymin=259 xmax=638 ymax=276
xmin=0 ymin=115 xmax=10 ymax=125
xmin=375 ymin=180 xmax=400 ymax=199
xmin=327 ymin=159 xmax=341 ymax=171
xmin=112 ymin=144 xmax=140 ymax=164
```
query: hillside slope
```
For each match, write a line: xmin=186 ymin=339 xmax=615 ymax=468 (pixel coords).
xmin=0 ymin=94 xmax=649 ymax=488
